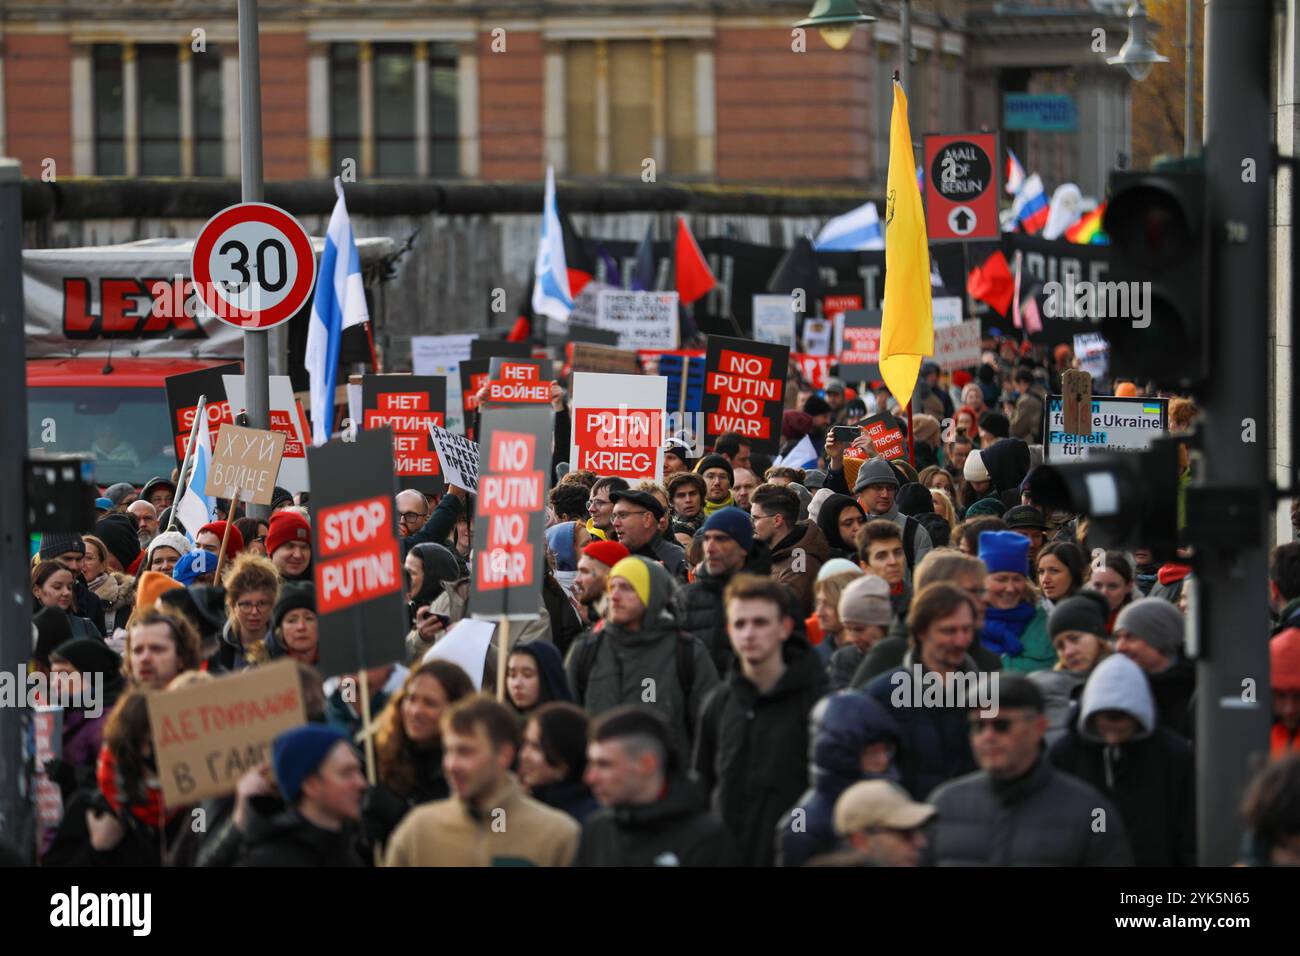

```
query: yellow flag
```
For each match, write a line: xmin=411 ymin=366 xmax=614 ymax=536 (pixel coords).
xmin=879 ymin=80 xmax=933 ymax=410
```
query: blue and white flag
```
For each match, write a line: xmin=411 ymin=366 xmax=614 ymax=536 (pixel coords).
xmin=306 ymin=177 xmax=370 ymax=446
xmin=174 ymin=429 xmax=215 ymax=541
xmin=815 ymin=201 xmax=885 ymax=251
xmin=531 ymin=166 xmax=573 ymax=322
xmin=772 ymin=434 xmax=819 ymax=471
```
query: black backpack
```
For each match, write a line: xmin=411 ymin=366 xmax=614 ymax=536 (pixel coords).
xmin=573 ymin=630 xmax=695 ymax=704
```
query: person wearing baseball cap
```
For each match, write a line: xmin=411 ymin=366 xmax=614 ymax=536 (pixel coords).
xmin=608 ymin=489 xmax=687 ymax=581
xmin=103 ymin=482 xmax=138 ymax=510
xmin=821 ymin=780 xmax=936 ymax=867
xmin=266 ymin=511 xmax=313 ymax=582
xmin=672 ymin=506 xmax=757 ymax=675
xmin=1113 ymin=597 xmax=1195 ymax=737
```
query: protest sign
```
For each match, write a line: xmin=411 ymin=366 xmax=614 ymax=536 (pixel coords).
xmin=655 ymin=352 xmax=706 ymax=415
xmin=458 ymin=358 xmax=492 ymax=431
xmin=703 ymin=336 xmax=788 ymax=455
xmin=752 ymin=294 xmax=796 ymax=348
xmin=361 ymin=375 xmax=447 ymax=495
xmin=931 ymin=319 xmax=982 ymax=371
xmin=422 ymin=619 xmax=496 ymax=689
xmin=569 ymin=341 xmax=641 ymax=374
xmin=932 ymin=296 xmax=964 ymax=329
xmin=429 ymin=424 xmax=480 ymax=493
xmin=33 ymin=706 xmax=63 ymax=839
xmin=485 ymin=357 xmax=554 ymax=405
xmin=1074 ymin=333 xmax=1110 ymax=379
xmin=596 ymin=290 xmax=679 ymax=350
xmin=309 ymin=428 xmax=408 ymax=677
xmin=801 ymin=317 xmax=833 ymax=356
xmin=165 ymin=363 xmax=240 ymax=465
xmin=862 ymin=412 xmax=907 ymax=460
xmin=837 ymin=310 xmax=882 ymax=382
xmin=469 ymin=405 xmax=552 ymax=620
xmin=222 ymin=374 xmax=312 ymax=492
xmin=204 ymin=423 xmax=287 ymax=506
xmin=411 ymin=333 xmax=475 ymax=434
xmin=792 ymin=353 xmax=833 ymax=389
xmin=1044 ymin=395 xmax=1168 ymax=460
xmin=148 ymin=658 xmax=307 ymax=807
xmin=570 ymin=372 xmax=667 ymax=483
xmin=822 ymin=294 xmax=862 ymax=323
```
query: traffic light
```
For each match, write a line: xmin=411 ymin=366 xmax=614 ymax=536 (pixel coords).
xmin=1101 ymin=168 xmax=1210 ymax=391
xmin=1028 ymin=437 xmax=1181 ymax=552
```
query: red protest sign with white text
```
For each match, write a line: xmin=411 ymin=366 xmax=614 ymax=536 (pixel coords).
xmin=361 ymin=375 xmax=447 ymax=494
xmin=703 ymin=336 xmax=789 ymax=455
xmin=569 ymin=372 xmax=667 ymax=483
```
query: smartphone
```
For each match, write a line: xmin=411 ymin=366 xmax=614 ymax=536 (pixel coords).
xmin=832 ymin=425 xmax=861 ymax=444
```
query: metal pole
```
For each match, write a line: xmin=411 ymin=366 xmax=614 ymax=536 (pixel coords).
xmin=900 ymin=0 xmax=912 ymax=109
xmin=1184 ymin=0 xmax=1194 ymax=157
xmin=239 ymin=0 xmax=271 ymax=520
xmin=1196 ymin=0 xmax=1271 ymax=865
xmin=0 ymin=158 xmax=32 ymax=853
xmin=166 ymin=393 xmax=207 ymax=533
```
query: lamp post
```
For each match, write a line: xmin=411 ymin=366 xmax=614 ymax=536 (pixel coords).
xmin=1107 ymin=0 xmax=1170 ymax=82
xmin=795 ymin=0 xmax=876 ymax=52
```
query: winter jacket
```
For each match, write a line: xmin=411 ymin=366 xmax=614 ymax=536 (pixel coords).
xmin=566 ymin=559 xmax=719 ymax=764
xmin=1049 ymin=655 xmax=1196 ymax=866
xmin=384 ymin=775 xmax=579 ymax=866
xmin=234 ymin=805 xmax=367 ymax=867
xmin=926 ymin=756 xmax=1134 ymax=866
xmin=1148 ymin=561 xmax=1192 ymax=606
xmin=776 ymin=691 xmax=901 ymax=867
xmin=575 ymin=775 xmax=737 ymax=866
xmin=984 ymin=604 xmax=1055 ymax=673
xmin=865 ymin=649 xmax=980 ymax=800
xmin=849 ymin=633 xmax=1002 ymax=690
xmin=361 ymin=741 xmax=450 ymax=851
xmin=691 ymin=635 xmax=829 ymax=866
xmin=829 ymin=644 xmax=866 ymax=692
xmin=531 ymin=778 xmax=599 ymax=825
xmin=629 ymin=532 xmax=689 ymax=582
xmin=1011 ymin=385 xmax=1046 ymax=443
xmin=980 ymin=438 xmax=1032 ymax=509
xmin=1146 ymin=657 xmax=1196 ymax=739
xmin=1028 ymin=668 xmax=1088 ymax=746
xmin=672 ymin=548 xmax=772 ymax=677
xmin=217 ymin=619 xmax=264 ymax=672
xmin=72 ymin=576 xmax=108 ymax=637
xmin=769 ymin=521 xmax=831 ymax=617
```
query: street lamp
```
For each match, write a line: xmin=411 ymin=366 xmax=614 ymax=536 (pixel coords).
xmin=795 ymin=0 xmax=876 ymax=51
xmin=1107 ymin=0 xmax=1169 ymax=82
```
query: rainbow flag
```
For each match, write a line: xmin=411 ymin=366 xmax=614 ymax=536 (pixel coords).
xmin=1066 ymin=202 xmax=1108 ymax=244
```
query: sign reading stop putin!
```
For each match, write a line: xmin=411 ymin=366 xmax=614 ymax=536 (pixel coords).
xmin=308 ymin=429 xmax=407 ymax=678
xmin=191 ymin=202 xmax=317 ymax=330
xmin=469 ymin=406 xmax=552 ymax=621
xmin=924 ymin=132 xmax=1000 ymax=243
xmin=570 ymin=372 xmax=667 ymax=483
xmin=703 ymin=336 xmax=789 ymax=455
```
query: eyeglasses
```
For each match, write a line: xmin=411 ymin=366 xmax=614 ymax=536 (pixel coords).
xmin=587 ymin=498 xmax=611 ymax=510
xmin=968 ymin=714 xmax=1033 ymax=736
xmin=612 ymin=509 xmax=650 ymax=521
xmin=236 ymin=600 xmax=273 ymax=613
xmin=750 ymin=511 xmax=773 ymax=523
xmin=399 ymin=511 xmax=428 ymax=525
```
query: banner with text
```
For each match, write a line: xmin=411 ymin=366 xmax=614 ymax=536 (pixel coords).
xmin=165 ymin=363 xmax=240 ymax=466
xmin=837 ymin=310 xmax=882 ymax=383
xmin=703 ymin=336 xmax=788 ymax=455
xmin=931 ymin=319 xmax=983 ymax=371
xmin=1043 ymin=395 xmax=1168 ymax=460
xmin=596 ymin=290 xmax=680 ymax=350
xmin=485 ymin=357 xmax=554 ymax=405
xmin=222 ymin=374 xmax=312 ymax=493
xmin=429 ymin=425 xmax=480 ymax=494
xmin=570 ymin=372 xmax=667 ymax=483
xmin=361 ymin=375 xmax=447 ymax=495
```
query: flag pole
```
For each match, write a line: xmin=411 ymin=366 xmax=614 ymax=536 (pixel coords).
xmin=213 ymin=490 xmax=237 ymax=582
xmin=906 ymin=400 xmax=915 ymax=466
xmin=496 ymin=617 xmax=510 ymax=703
xmin=167 ymin=394 xmax=207 ymax=534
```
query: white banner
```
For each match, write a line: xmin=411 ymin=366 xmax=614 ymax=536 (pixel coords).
xmin=222 ymin=374 xmax=312 ymax=492
xmin=752 ymin=294 xmax=796 ymax=349
xmin=569 ymin=372 xmax=667 ymax=483
xmin=428 ymin=424 xmax=480 ymax=493
xmin=1044 ymin=395 xmax=1168 ymax=460
xmin=930 ymin=320 xmax=982 ymax=371
xmin=412 ymin=333 xmax=476 ymax=434
xmin=932 ymin=296 xmax=963 ymax=329
xmin=595 ymin=290 xmax=679 ymax=350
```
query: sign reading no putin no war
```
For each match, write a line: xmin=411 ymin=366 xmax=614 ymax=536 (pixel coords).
xmin=703 ymin=335 xmax=789 ymax=455
xmin=308 ymin=428 xmax=407 ymax=677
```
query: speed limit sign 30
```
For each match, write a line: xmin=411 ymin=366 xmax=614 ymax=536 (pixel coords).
xmin=191 ymin=202 xmax=317 ymax=330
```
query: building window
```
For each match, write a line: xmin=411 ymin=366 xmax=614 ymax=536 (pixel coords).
xmin=138 ymin=45 xmax=181 ymax=175
xmin=331 ymin=43 xmax=361 ymax=173
xmin=93 ymin=45 xmax=126 ymax=175
xmin=429 ymin=42 xmax=459 ymax=177
xmin=873 ymin=43 xmax=893 ymax=177
xmin=565 ymin=44 xmax=597 ymax=176
xmin=374 ymin=43 xmax=416 ymax=175
xmin=940 ymin=57 xmax=962 ymax=132
xmin=194 ymin=50 xmax=225 ymax=176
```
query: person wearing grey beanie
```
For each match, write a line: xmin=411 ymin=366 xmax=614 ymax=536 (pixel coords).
xmin=1031 ymin=592 xmax=1114 ymax=745
xmin=829 ymin=576 xmax=894 ymax=691
xmin=849 ymin=459 xmax=933 ymax=572
xmin=1114 ymin=597 xmax=1195 ymax=737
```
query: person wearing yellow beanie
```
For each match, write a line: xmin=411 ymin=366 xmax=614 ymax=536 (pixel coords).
xmin=607 ymin=556 xmax=652 ymax=610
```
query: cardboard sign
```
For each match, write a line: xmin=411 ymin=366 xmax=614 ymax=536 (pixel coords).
xmin=309 ymin=429 xmax=408 ymax=677
xmin=164 ymin=363 xmax=240 ymax=466
xmin=801 ymin=317 xmax=834 ymax=356
xmin=222 ymin=374 xmax=312 ymax=492
xmin=469 ymin=405 xmax=552 ymax=620
xmin=570 ymin=372 xmax=667 ymax=483
xmin=932 ymin=296 xmax=964 ymax=329
xmin=411 ymin=333 xmax=475 ymax=434
xmin=837 ymin=310 xmax=882 ymax=382
xmin=569 ymin=341 xmax=641 ymax=374
xmin=596 ymin=290 xmax=680 ymax=350
xmin=924 ymin=132 xmax=1000 ymax=242
xmin=931 ymin=320 xmax=982 ymax=371
xmin=361 ymin=375 xmax=447 ymax=495
xmin=147 ymin=659 xmax=307 ymax=807
xmin=862 ymin=413 xmax=907 ymax=460
xmin=752 ymin=294 xmax=796 ymax=348
xmin=429 ymin=425 xmax=480 ymax=494
xmin=703 ymin=336 xmax=789 ymax=455
xmin=1044 ymin=395 xmax=1168 ymax=460
xmin=204 ymin=423 xmax=288 ymax=505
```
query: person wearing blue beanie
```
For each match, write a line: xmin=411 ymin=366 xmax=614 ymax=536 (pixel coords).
xmin=273 ymin=724 xmax=353 ymax=804
xmin=672 ymin=506 xmax=759 ymax=676
xmin=701 ymin=505 xmax=754 ymax=552
xmin=978 ymin=530 xmax=1054 ymax=673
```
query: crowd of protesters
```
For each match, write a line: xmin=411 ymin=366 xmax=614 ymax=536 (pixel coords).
xmin=12 ymin=335 xmax=1300 ymax=868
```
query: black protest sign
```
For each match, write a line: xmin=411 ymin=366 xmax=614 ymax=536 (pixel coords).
xmin=703 ymin=335 xmax=788 ymax=455
xmin=484 ymin=357 xmax=554 ymax=405
xmin=164 ymin=362 xmax=241 ymax=466
xmin=360 ymin=375 xmax=447 ymax=495
xmin=468 ymin=405 xmax=552 ymax=620
xmin=459 ymin=358 xmax=492 ymax=429
xmin=566 ymin=325 xmax=621 ymax=347
xmin=471 ymin=339 xmax=533 ymax=359
xmin=309 ymin=428 xmax=408 ymax=678
xmin=837 ymin=310 xmax=882 ymax=382
xmin=1000 ymin=233 xmax=1112 ymax=346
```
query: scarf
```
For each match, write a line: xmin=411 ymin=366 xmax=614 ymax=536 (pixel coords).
xmin=702 ymin=493 xmax=736 ymax=517
xmin=981 ymin=602 xmax=1036 ymax=657
xmin=96 ymin=744 xmax=172 ymax=828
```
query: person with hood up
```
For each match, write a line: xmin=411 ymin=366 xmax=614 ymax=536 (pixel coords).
xmin=815 ymin=494 xmax=866 ymax=561
xmin=506 ymin=640 xmax=574 ymax=716
xmin=1029 ymin=592 xmax=1113 ymax=745
xmin=692 ymin=575 xmax=829 ymax=866
xmin=46 ymin=638 xmax=127 ymax=771
xmin=749 ymin=483 xmax=829 ymax=617
xmin=775 ymin=691 xmax=901 ymax=867
xmin=978 ymin=437 xmax=1032 ymax=511
xmin=403 ymin=542 xmax=464 ymax=661
xmin=566 ymin=556 xmax=719 ymax=763
xmin=1049 ymin=654 xmax=1196 ymax=866
xmin=979 ymin=531 xmax=1054 ymax=673
xmin=545 ymin=520 xmax=590 ymax=596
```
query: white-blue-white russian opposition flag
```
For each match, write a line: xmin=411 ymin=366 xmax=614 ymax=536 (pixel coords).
xmin=175 ymin=431 xmax=215 ymax=541
xmin=531 ymin=166 xmax=573 ymax=322
xmin=306 ymin=177 xmax=370 ymax=446
xmin=814 ymin=201 xmax=885 ymax=251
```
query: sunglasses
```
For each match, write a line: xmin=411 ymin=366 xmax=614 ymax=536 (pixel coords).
xmin=968 ymin=714 xmax=1032 ymax=736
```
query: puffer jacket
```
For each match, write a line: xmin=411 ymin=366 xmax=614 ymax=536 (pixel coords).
xmin=1049 ymin=654 xmax=1196 ymax=866
xmin=234 ymin=803 xmax=367 ymax=867
xmin=1028 ymin=668 xmax=1087 ymax=746
xmin=926 ymin=756 xmax=1134 ymax=866
xmin=775 ymin=691 xmax=900 ymax=867
xmin=672 ymin=548 xmax=773 ymax=678
xmin=691 ymin=635 xmax=829 ymax=866
xmin=575 ymin=774 xmax=737 ymax=867
xmin=769 ymin=521 xmax=831 ymax=617
xmin=565 ymin=558 xmax=719 ymax=764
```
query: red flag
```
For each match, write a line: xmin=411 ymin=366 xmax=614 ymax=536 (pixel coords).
xmin=506 ymin=315 xmax=531 ymax=342
xmin=967 ymin=249 xmax=1015 ymax=316
xmin=674 ymin=216 xmax=716 ymax=305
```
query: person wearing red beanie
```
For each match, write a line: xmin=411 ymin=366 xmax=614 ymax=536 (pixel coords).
xmin=267 ymin=511 xmax=313 ymax=582
xmin=196 ymin=521 xmax=245 ymax=568
xmin=573 ymin=540 xmax=630 ymax=622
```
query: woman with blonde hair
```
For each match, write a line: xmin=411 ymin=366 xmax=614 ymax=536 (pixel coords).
xmin=217 ymin=552 xmax=281 ymax=671
xmin=929 ymin=488 xmax=957 ymax=531
xmin=1031 ymin=592 xmax=1114 ymax=745
xmin=809 ymin=564 xmax=865 ymax=671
